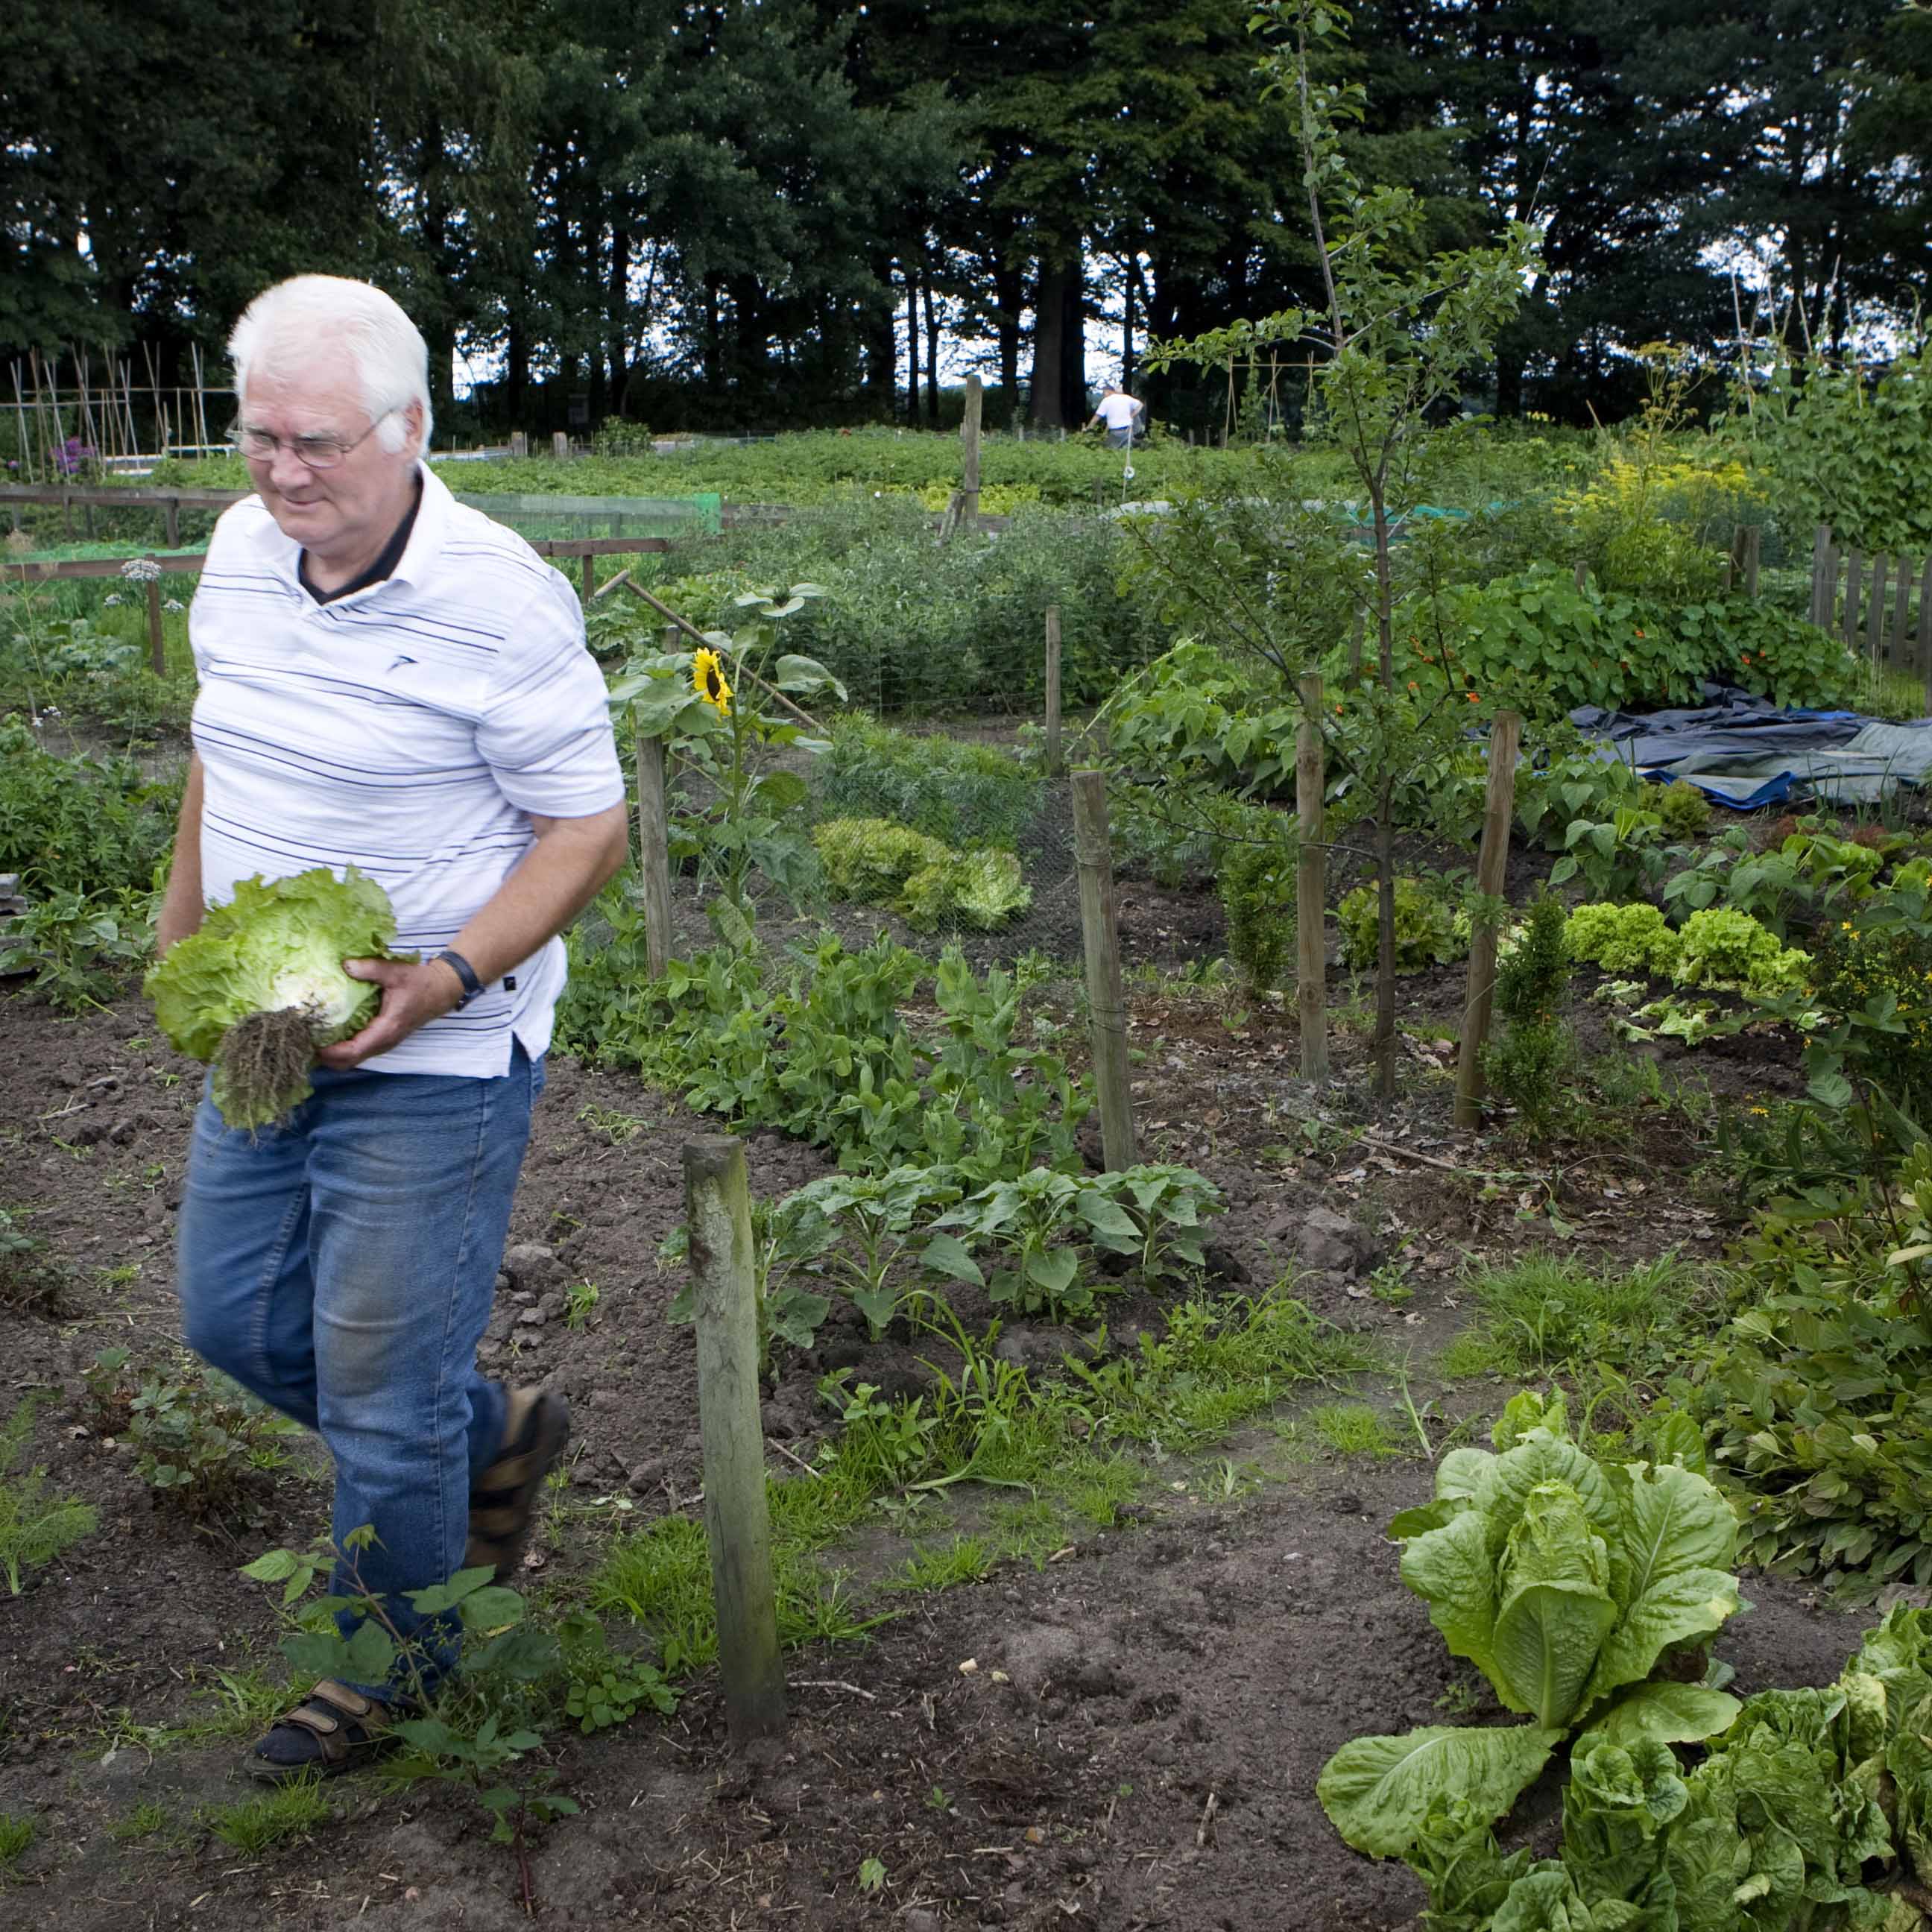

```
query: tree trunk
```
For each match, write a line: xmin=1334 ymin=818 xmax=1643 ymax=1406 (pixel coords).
xmin=1057 ymin=262 xmax=1086 ymax=429
xmin=1372 ymin=496 xmax=1398 ymax=1102
xmin=922 ymin=268 xmax=941 ymax=424
xmin=607 ymin=218 xmax=631 ymax=418
xmin=1029 ymin=258 xmax=1068 ymax=429
xmin=1122 ymin=250 xmax=1136 ymax=389
xmin=905 ymin=271 xmax=921 ymax=423
xmin=863 ymin=260 xmax=897 ymax=413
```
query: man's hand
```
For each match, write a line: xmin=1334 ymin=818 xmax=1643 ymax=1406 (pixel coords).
xmin=314 ymin=956 xmax=465 ymax=1069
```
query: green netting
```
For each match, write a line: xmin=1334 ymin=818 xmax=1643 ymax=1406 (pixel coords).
xmin=451 ymin=491 xmax=722 ymax=540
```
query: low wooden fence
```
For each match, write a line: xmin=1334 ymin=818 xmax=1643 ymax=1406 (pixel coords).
xmin=1809 ymin=524 xmax=1932 ymax=687
xmin=2 ymin=535 xmax=671 ymax=675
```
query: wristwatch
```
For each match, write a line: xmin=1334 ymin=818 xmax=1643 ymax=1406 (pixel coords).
xmin=433 ymin=947 xmax=485 ymax=1010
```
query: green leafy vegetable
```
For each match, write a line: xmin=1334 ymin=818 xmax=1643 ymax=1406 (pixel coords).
xmin=145 ymin=868 xmax=409 ymax=1128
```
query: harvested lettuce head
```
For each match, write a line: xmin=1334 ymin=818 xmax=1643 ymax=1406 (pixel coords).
xmin=145 ymin=868 xmax=408 ymax=1128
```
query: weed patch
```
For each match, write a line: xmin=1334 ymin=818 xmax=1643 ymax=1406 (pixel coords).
xmin=198 ymin=1779 xmax=332 ymax=1856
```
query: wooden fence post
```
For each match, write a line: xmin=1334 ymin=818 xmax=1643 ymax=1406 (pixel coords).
xmin=634 ymin=725 xmax=676 ymax=978
xmin=1070 ymin=771 xmax=1137 ymax=1170
xmin=1894 ymin=555 xmax=1912 ymax=668
xmin=1453 ymin=710 xmax=1524 ymax=1131
xmin=145 ymin=576 xmax=165 ymax=677
xmin=1744 ymin=525 xmax=1761 ymax=601
xmin=1044 ymin=607 xmax=1064 ymax=777
xmin=552 ymin=431 xmax=569 ymax=461
xmin=510 ymin=430 xmax=528 ymax=459
xmin=1295 ymin=675 xmax=1328 ymax=1082
xmin=1920 ymin=555 xmax=1932 ymax=699
xmin=1843 ymin=549 xmax=1865 ymax=651
xmin=1869 ymin=556 xmax=1890 ymax=664
xmin=163 ymin=496 xmax=180 ymax=548
xmin=960 ymin=373 xmax=982 ymax=530
xmin=581 ymin=551 xmax=597 ymax=603
xmin=1810 ymin=525 xmax=1831 ymax=625
xmin=682 ymin=1137 xmax=787 ymax=1746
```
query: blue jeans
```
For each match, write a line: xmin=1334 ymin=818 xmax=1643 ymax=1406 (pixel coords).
xmin=176 ymin=1045 xmax=543 ymax=1692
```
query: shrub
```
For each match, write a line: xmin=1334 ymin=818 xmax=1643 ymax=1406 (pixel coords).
xmin=1218 ymin=838 xmax=1294 ymax=994
xmin=1336 ymin=877 xmax=1458 ymax=973
xmin=1485 ymin=894 xmax=1573 ymax=1137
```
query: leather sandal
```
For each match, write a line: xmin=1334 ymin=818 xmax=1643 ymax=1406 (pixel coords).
xmin=466 ymin=1387 xmax=570 ymax=1582
xmin=248 ymin=1679 xmax=400 ymax=1782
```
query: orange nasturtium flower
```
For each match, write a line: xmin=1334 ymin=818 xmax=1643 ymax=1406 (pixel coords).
xmin=1635 ymin=628 xmax=1647 ymax=638
xmin=1466 ymin=691 xmax=1480 ymax=704
xmin=1407 ymin=680 xmax=1418 ymax=692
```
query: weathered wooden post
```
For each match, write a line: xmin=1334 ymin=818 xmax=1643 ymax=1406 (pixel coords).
xmin=1295 ymin=675 xmax=1328 ymax=1082
xmin=960 ymin=373 xmax=982 ymax=530
xmin=683 ymin=1137 xmax=786 ymax=1746
xmin=1843 ymin=548 xmax=1865 ymax=651
xmin=552 ymin=430 xmax=569 ymax=461
xmin=163 ymin=496 xmax=180 ymax=549
xmin=581 ymin=550 xmax=598 ymax=603
xmin=1743 ymin=525 xmax=1761 ymax=601
xmin=1894 ymin=555 xmax=1912 ymax=666
xmin=1868 ymin=557 xmax=1890 ymax=664
xmin=145 ymin=575 xmax=165 ymax=677
xmin=1070 ymin=771 xmax=1137 ymax=1170
xmin=510 ymin=430 xmax=528 ymax=459
xmin=1810 ymin=525 xmax=1831 ymax=625
xmin=1044 ymin=606 xmax=1064 ymax=778
xmin=1453 ymin=710 xmax=1524 ymax=1131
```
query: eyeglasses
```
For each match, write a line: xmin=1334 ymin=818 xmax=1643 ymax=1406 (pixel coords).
xmin=227 ymin=408 xmax=398 ymax=471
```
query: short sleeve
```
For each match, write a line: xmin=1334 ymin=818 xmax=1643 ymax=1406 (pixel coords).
xmin=475 ymin=570 xmax=625 ymax=818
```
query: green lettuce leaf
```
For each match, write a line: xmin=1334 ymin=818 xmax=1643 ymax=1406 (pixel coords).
xmin=1491 ymin=1485 xmax=1618 ymax=1729
xmin=1315 ymin=1722 xmax=1561 ymax=1859
xmin=1588 ymin=1682 xmax=1742 ymax=1752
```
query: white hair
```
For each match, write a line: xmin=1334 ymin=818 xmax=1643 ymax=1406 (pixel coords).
xmin=229 ymin=276 xmax=433 ymax=454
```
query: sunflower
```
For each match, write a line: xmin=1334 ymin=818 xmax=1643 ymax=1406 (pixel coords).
xmin=692 ymin=646 xmax=733 ymax=718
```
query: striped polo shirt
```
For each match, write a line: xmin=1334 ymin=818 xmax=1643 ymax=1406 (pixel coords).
xmin=187 ymin=464 xmax=625 ymax=1079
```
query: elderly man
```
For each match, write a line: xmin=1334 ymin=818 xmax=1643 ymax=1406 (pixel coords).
xmin=154 ymin=274 xmax=629 ymax=1778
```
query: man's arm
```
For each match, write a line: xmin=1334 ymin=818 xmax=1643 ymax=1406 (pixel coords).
xmin=154 ymin=755 xmax=206 ymax=958
xmin=316 ymin=802 xmax=631 ymax=1068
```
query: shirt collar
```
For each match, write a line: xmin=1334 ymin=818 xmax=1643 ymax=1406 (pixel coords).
xmin=252 ymin=459 xmax=449 ymax=598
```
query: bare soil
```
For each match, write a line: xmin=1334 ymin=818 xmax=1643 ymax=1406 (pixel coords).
xmin=0 ymin=906 xmax=1853 ymax=1931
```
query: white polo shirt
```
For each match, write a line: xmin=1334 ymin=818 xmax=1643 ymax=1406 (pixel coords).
xmin=187 ymin=464 xmax=625 ymax=1079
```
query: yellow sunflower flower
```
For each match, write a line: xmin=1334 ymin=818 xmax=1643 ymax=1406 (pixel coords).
xmin=692 ymin=646 xmax=733 ymax=718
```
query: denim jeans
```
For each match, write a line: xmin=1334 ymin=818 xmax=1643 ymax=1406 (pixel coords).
xmin=176 ymin=1044 xmax=543 ymax=1691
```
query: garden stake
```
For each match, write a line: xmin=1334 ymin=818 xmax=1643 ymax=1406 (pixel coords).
xmin=960 ymin=372 xmax=982 ymax=530
xmin=1071 ymin=770 xmax=1137 ymax=1170
xmin=683 ymin=1136 xmax=787 ymax=1746
xmin=1044 ymin=606 xmax=1064 ymax=777
xmin=1453 ymin=709 xmax=1523 ymax=1131
xmin=146 ymin=576 xmax=165 ymax=676
xmin=632 ymin=723 xmax=675 ymax=977
xmin=1295 ymin=674 xmax=1328 ymax=1081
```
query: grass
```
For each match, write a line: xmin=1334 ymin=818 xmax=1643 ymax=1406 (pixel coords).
xmin=174 ymin=1664 xmax=294 ymax=1744
xmin=0 ymin=1398 xmax=99 ymax=1594
xmin=109 ymin=1801 xmax=170 ymax=1843
xmin=1298 ymin=1402 xmax=1405 ymax=1459
xmin=198 ymin=1778 xmax=332 ymax=1856
xmin=1843 ymin=657 xmax=1927 ymax=724
xmin=884 ymin=1535 xmax=997 ymax=1592
xmin=578 ymin=1287 xmax=1368 ymax=1678
xmin=1436 ymin=1254 xmax=1710 ymax=1383
xmin=0 ymin=1811 xmax=32 ymax=1872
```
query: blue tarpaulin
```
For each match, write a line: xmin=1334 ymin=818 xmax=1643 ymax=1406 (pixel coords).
xmin=1571 ymin=684 xmax=1932 ymax=809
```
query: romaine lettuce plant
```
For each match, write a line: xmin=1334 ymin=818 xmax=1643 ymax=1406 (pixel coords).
xmin=1317 ymin=1391 xmax=1742 ymax=1862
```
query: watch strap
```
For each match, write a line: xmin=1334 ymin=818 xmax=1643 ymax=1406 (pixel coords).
xmin=434 ymin=947 xmax=484 ymax=1008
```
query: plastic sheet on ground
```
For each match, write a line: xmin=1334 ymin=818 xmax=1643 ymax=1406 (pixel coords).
xmin=1570 ymin=683 xmax=1932 ymax=809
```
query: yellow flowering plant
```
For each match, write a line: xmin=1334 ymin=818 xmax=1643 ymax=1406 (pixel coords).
xmin=606 ymin=584 xmax=845 ymax=935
